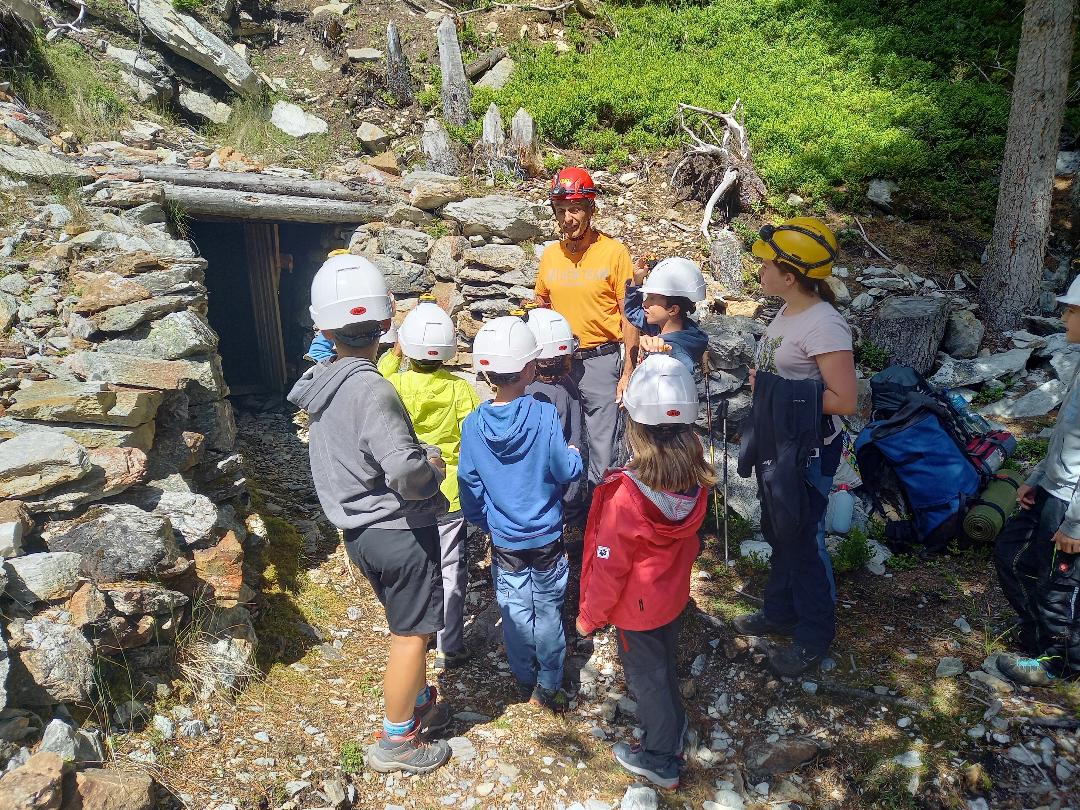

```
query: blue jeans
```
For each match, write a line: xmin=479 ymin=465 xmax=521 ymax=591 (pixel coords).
xmin=492 ymin=543 xmax=568 ymax=692
xmin=805 ymin=442 xmax=842 ymax=603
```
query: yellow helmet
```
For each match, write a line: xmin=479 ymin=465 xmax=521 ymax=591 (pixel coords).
xmin=751 ymin=217 xmax=839 ymax=280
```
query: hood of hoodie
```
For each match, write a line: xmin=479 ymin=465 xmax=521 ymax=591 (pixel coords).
xmin=471 ymin=395 xmax=545 ymax=463
xmin=664 ymin=319 xmax=709 ymax=357
xmin=287 ymin=357 xmax=377 ymax=416
xmin=622 ymin=471 xmax=704 ymax=539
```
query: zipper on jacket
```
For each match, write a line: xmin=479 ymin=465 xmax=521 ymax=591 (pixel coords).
xmin=639 ymin=599 xmax=644 ymax=612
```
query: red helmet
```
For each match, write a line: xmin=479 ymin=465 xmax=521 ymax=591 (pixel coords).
xmin=549 ymin=166 xmax=596 ymax=201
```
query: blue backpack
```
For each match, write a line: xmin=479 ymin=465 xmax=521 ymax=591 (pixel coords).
xmin=855 ymin=393 xmax=981 ymax=553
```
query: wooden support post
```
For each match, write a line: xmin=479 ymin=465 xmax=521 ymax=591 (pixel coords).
xmin=437 ymin=15 xmax=473 ymax=126
xmin=243 ymin=223 xmax=288 ymax=393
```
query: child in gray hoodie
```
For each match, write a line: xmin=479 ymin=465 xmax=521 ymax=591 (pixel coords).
xmin=287 ymin=254 xmax=453 ymax=775
xmin=994 ymin=276 xmax=1080 ymax=686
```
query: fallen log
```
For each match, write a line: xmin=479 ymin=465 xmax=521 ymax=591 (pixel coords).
xmin=160 ymin=185 xmax=388 ymax=224
xmin=465 ymin=47 xmax=508 ymax=81
xmin=133 ymin=166 xmax=404 ymax=206
xmin=814 ymin=679 xmax=926 ymax=712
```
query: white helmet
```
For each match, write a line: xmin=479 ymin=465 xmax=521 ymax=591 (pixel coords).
xmin=472 ymin=316 xmax=541 ymax=374
xmin=309 ymin=253 xmax=392 ymax=331
xmin=399 ymin=301 xmax=456 ymax=362
xmin=623 ymin=354 xmax=698 ymax=425
xmin=526 ymin=308 xmax=577 ymax=359
xmin=639 ymin=257 xmax=707 ymax=302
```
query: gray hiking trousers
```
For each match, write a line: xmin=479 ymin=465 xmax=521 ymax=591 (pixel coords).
xmin=570 ymin=348 xmax=622 ymax=484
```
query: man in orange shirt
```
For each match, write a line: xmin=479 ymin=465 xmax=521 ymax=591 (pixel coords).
xmin=536 ymin=167 xmax=639 ymax=483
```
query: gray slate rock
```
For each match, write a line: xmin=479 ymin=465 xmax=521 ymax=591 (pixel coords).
xmin=6 ymin=617 xmax=95 ymax=705
xmin=442 ymin=195 xmax=547 ymax=241
xmin=981 ymin=380 xmax=1066 ymax=419
xmin=0 ymin=432 xmax=91 ymax=498
xmin=942 ymin=310 xmax=984 ymax=360
xmin=929 ymin=348 xmax=1032 ymax=389
xmin=620 ymin=785 xmax=659 ymax=810
xmin=2 ymin=552 xmax=82 ymax=604
xmin=371 ymin=257 xmax=436 ymax=296
xmin=271 ymin=101 xmax=328 ymax=138
xmin=46 ymin=504 xmax=186 ymax=582
xmin=178 ymin=87 xmax=232 ymax=124
xmin=378 ymin=228 xmax=434 ymax=263
xmin=99 ymin=311 xmax=218 ymax=360
xmin=94 ymin=294 xmax=195 ymax=333
xmin=936 ymin=657 xmax=964 ymax=678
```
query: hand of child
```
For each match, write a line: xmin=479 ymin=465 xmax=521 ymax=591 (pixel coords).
xmin=574 ymin=616 xmax=591 ymax=637
xmin=568 ymin=444 xmax=580 ymax=453
xmin=1053 ymin=530 xmax=1080 ymax=554
xmin=428 ymin=455 xmax=446 ymax=475
xmin=639 ymin=335 xmax=671 ymax=355
xmin=1016 ymin=484 xmax=1036 ymax=510
xmin=633 ymin=260 xmax=650 ymax=286
xmin=748 ymin=368 xmax=757 ymax=391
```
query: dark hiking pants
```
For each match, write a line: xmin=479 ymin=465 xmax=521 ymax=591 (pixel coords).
xmin=993 ymin=486 xmax=1080 ymax=674
xmin=616 ymin=618 xmax=685 ymax=767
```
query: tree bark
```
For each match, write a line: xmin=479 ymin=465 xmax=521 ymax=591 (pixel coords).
xmin=868 ymin=296 xmax=950 ymax=375
xmin=465 ymin=47 xmax=508 ymax=81
xmin=979 ymin=0 xmax=1077 ymax=330
xmin=159 ymin=185 xmax=387 ymax=223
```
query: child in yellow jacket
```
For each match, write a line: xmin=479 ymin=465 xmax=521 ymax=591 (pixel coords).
xmin=379 ymin=299 xmax=480 ymax=670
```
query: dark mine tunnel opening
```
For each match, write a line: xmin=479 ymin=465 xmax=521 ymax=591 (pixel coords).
xmin=189 ymin=219 xmax=347 ymax=399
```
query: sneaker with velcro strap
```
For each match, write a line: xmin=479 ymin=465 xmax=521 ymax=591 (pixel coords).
xmin=365 ymin=730 xmax=451 ymax=774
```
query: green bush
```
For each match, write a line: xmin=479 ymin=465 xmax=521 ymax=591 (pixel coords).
xmin=172 ymin=0 xmax=205 ymax=13
xmin=830 ymin=526 xmax=873 ymax=573
xmin=855 ymin=340 xmax=890 ymax=371
xmin=477 ymin=0 xmax=1063 ymax=221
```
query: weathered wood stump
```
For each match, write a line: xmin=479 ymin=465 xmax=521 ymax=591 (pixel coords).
xmin=509 ymin=108 xmax=543 ymax=177
xmin=422 ymin=118 xmax=460 ymax=175
xmin=385 ymin=22 xmax=414 ymax=108
xmin=437 ymin=15 xmax=472 ymax=127
xmin=868 ymin=296 xmax=950 ymax=374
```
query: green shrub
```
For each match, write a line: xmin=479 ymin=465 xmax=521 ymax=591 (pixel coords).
xmin=172 ymin=0 xmax=205 ymax=13
xmin=887 ymin=553 xmax=919 ymax=571
xmin=855 ymin=340 xmax=890 ymax=371
xmin=830 ymin=526 xmax=873 ymax=573
xmin=477 ymin=0 xmax=1056 ymax=221
xmin=1014 ymin=437 xmax=1049 ymax=466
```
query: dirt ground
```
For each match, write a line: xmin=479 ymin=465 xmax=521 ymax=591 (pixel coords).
xmin=114 ymin=404 xmax=1080 ymax=810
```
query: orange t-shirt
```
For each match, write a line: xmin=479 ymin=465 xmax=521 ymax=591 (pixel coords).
xmin=535 ymin=232 xmax=634 ymax=350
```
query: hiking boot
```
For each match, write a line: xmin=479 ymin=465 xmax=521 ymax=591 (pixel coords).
xmin=415 ymin=686 xmax=451 ymax=736
xmin=514 ymin=680 xmax=536 ymax=702
xmin=766 ymin=642 xmax=823 ymax=677
xmin=732 ymin=611 xmax=795 ymax=637
xmin=529 ymin=685 xmax=570 ymax=714
xmin=433 ymin=648 xmax=472 ymax=672
xmin=612 ymin=742 xmax=679 ymax=790
xmin=996 ymin=654 xmax=1056 ymax=687
xmin=366 ymin=730 xmax=451 ymax=774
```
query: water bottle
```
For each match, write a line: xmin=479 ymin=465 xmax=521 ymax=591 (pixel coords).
xmin=826 ymin=485 xmax=855 ymax=535
xmin=946 ymin=391 xmax=993 ymax=434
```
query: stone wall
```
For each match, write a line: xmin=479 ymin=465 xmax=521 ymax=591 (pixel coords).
xmin=0 ymin=197 xmax=251 ymax=767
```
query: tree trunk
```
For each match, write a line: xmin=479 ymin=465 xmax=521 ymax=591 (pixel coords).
xmin=422 ymin=118 xmax=460 ymax=175
xmin=979 ymin=0 xmax=1077 ymax=330
xmin=159 ymin=185 xmax=387 ymax=223
xmin=465 ymin=48 xmax=508 ymax=81
xmin=868 ymin=296 xmax=950 ymax=375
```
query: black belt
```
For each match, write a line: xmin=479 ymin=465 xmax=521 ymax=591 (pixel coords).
xmin=574 ymin=341 xmax=619 ymax=360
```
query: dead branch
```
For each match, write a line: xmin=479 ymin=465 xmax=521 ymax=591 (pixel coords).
xmin=1017 ymin=716 xmax=1080 ymax=730
xmin=813 ymin=679 xmax=927 ymax=712
xmin=853 ymin=216 xmax=893 ymax=264
xmin=671 ymin=100 xmax=766 ymax=240
xmin=492 ymin=1 xmax=573 ymax=10
xmin=46 ymin=0 xmax=88 ymax=40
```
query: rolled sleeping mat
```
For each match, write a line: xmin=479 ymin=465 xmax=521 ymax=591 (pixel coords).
xmin=963 ymin=471 xmax=1022 ymax=544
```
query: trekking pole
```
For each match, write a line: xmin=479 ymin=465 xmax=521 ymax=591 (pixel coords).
xmin=703 ymin=354 xmax=725 ymax=559
xmin=722 ymin=397 xmax=729 ymax=562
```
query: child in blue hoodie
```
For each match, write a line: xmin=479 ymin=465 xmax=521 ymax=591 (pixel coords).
xmin=624 ymin=256 xmax=709 ymax=375
xmin=458 ymin=316 xmax=583 ymax=712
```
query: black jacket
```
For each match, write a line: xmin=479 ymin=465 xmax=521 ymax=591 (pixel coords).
xmin=526 ymin=377 xmax=591 ymax=526
xmin=738 ymin=371 xmax=826 ymax=540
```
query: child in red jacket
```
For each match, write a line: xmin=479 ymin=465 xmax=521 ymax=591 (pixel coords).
xmin=575 ymin=354 xmax=714 ymax=791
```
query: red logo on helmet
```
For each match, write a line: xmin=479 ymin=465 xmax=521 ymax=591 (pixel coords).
xmin=427 ymin=350 xmax=439 ymax=356
xmin=558 ymin=344 xmax=568 ymax=350
xmin=350 ymin=306 xmax=367 ymax=315
xmin=479 ymin=359 xmax=490 ymax=366
xmin=1061 ymin=562 xmax=1071 ymax=573
xmin=667 ymin=409 xmax=681 ymax=417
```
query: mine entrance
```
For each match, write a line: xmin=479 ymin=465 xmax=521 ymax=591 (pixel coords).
xmin=191 ymin=219 xmax=344 ymax=396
